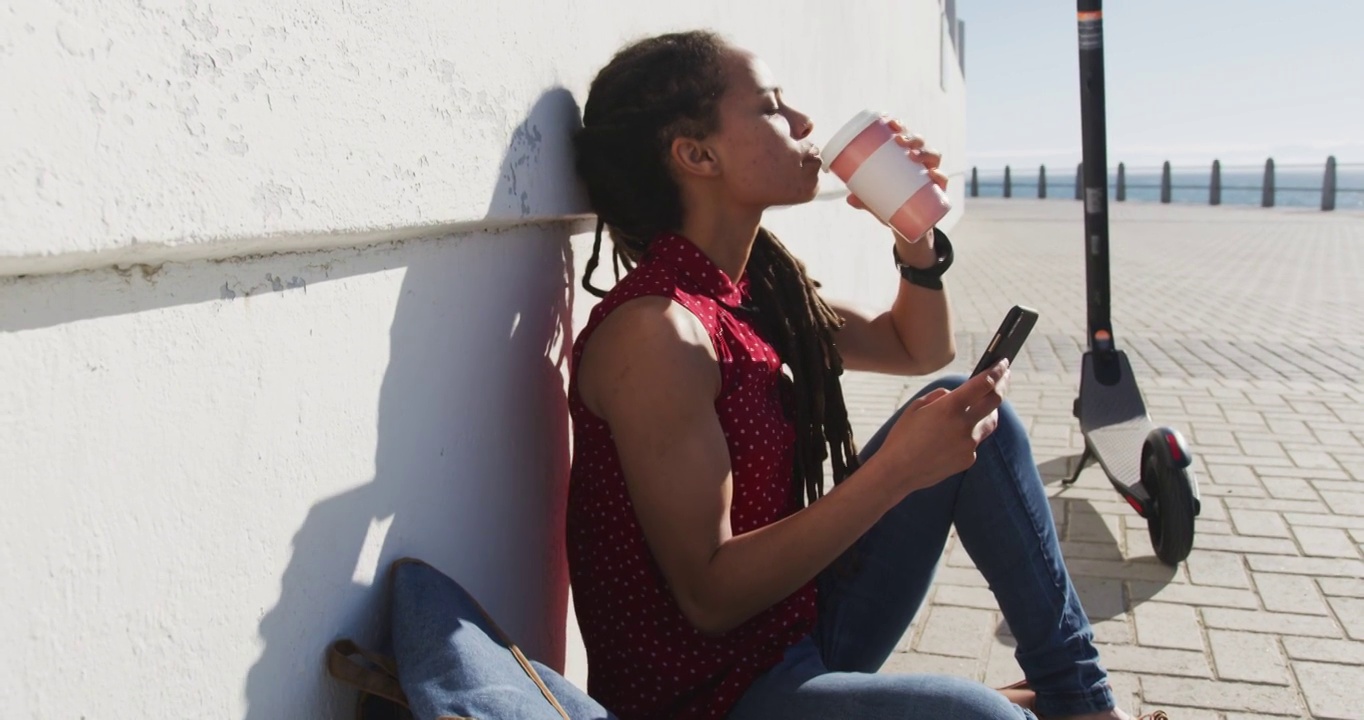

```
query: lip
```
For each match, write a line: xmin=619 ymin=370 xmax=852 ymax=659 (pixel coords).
xmin=801 ymin=147 xmax=823 ymax=168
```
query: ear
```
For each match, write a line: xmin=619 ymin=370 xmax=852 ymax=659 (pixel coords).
xmin=669 ymin=136 xmax=721 ymax=179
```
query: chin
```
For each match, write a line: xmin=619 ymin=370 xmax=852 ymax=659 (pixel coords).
xmin=756 ymin=174 xmax=822 ymax=210
xmin=797 ymin=175 xmax=822 ymax=203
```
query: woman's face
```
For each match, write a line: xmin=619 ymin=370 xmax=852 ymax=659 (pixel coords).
xmin=705 ymin=48 xmax=822 ymax=209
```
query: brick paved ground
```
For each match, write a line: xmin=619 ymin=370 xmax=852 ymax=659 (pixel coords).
xmin=845 ymin=199 xmax=1364 ymax=718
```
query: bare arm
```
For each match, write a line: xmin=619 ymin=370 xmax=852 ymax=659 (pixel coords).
xmin=578 ymin=296 xmax=1006 ymax=635
xmin=829 ymin=244 xmax=955 ymax=376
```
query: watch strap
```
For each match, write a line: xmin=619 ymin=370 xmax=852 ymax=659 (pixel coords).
xmin=893 ymin=227 xmax=954 ymax=290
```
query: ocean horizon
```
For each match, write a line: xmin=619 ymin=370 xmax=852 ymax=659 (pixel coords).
xmin=968 ymin=164 xmax=1364 ymax=211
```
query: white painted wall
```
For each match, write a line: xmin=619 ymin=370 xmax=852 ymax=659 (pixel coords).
xmin=0 ymin=0 xmax=965 ymax=716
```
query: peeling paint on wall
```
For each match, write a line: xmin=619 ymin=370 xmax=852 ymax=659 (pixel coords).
xmin=219 ymin=272 xmax=308 ymax=300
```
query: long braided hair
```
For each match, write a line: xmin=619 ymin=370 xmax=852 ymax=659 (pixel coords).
xmin=572 ymin=31 xmax=858 ymax=506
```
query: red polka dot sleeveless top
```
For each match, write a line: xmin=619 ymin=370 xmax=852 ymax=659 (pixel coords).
xmin=566 ymin=233 xmax=816 ymax=720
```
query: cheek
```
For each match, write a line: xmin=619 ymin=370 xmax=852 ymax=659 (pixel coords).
xmin=748 ymin=141 xmax=790 ymax=173
xmin=730 ymin=143 xmax=775 ymax=179
xmin=737 ymin=127 xmax=789 ymax=165
xmin=723 ymin=132 xmax=803 ymax=197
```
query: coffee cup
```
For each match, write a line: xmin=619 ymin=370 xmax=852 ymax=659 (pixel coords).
xmin=820 ymin=110 xmax=951 ymax=241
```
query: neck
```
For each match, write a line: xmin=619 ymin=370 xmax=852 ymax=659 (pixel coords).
xmin=677 ymin=196 xmax=764 ymax=281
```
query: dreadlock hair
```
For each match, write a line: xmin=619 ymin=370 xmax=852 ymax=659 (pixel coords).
xmin=572 ymin=30 xmax=859 ymax=506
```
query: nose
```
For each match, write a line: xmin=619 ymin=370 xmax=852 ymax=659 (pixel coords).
xmin=787 ymin=108 xmax=814 ymax=140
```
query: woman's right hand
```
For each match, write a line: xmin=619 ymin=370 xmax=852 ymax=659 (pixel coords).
xmin=868 ymin=361 xmax=1011 ymax=494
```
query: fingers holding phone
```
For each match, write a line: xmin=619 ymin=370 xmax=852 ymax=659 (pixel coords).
xmin=872 ymin=360 xmax=1012 ymax=494
xmin=866 ymin=306 xmax=1036 ymax=495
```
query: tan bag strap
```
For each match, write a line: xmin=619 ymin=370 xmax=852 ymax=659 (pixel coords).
xmin=506 ymin=642 xmax=571 ymax=720
xmin=327 ymin=639 xmax=410 ymax=709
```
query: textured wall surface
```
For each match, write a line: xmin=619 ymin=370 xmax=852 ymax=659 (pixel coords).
xmin=1 ymin=0 xmax=965 ymax=716
xmin=2 ymin=0 xmax=964 ymax=275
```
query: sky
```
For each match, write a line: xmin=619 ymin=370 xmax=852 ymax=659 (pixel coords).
xmin=963 ymin=0 xmax=1364 ymax=170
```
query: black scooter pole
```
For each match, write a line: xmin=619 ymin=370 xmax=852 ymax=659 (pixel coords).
xmin=1078 ymin=0 xmax=1113 ymax=351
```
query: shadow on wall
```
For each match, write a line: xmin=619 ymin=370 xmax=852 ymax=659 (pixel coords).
xmin=240 ymin=88 xmax=586 ymax=717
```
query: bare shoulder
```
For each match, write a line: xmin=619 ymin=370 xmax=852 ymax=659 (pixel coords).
xmin=578 ymin=296 xmax=720 ymax=418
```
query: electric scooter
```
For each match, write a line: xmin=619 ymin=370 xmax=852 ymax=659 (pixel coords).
xmin=1066 ymin=0 xmax=1200 ymax=567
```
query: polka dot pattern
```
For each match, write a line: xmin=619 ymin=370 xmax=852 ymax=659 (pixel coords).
xmin=566 ymin=233 xmax=816 ymax=720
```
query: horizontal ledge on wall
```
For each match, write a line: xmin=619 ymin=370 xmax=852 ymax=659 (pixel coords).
xmin=0 ymin=183 xmax=938 ymax=279
xmin=0 ymin=214 xmax=600 ymax=279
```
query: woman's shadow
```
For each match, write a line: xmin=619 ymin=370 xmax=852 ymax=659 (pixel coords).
xmin=243 ymin=88 xmax=587 ymax=718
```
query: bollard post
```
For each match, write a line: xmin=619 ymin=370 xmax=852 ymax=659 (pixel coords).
xmin=1160 ymin=161 xmax=1172 ymax=203
xmin=1262 ymin=158 xmax=1276 ymax=208
xmin=1004 ymin=165 xmax=1012 ymax=198
xmin=1210 ymin=160 xmax=1222 ymax=205
xmin=1116 ymin=162 xmax=1126 ymax=202
xmin=1322 ymin=156 xmax=1337 ymax=211
xmin=1038 ymin=165 xmax=1047 ymax=199
xmin=971 ymin=167 xmax=979 ymax=197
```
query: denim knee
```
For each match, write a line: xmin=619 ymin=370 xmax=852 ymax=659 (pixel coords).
xmin=979 ymin=396 xmax=1030 ymax=460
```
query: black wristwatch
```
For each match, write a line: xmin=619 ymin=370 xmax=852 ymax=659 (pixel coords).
xmin=892 ymin=227 xmax=954 ymax=290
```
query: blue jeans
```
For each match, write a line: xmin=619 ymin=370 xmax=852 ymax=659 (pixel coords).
xmin=728 ymin=376 xmax=1115 ymax=719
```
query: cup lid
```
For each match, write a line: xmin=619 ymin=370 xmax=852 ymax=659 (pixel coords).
xmin=818 ymin=110 xmax=884 ymax=173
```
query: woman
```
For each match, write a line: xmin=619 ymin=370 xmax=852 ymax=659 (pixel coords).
xmin=558 ymin=30 xmax=1162 ymax=720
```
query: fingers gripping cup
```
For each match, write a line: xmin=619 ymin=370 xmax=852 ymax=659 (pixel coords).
xmin=820 ymin=110 xmax=951 ymax=241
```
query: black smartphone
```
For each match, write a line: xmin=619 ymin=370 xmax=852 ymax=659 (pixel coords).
xmin=971 ymin=305 xmax=1039 ymax=376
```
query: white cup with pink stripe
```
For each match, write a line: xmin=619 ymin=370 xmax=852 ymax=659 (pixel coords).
xmin=820 ymin=110 xmax=951 ymax=241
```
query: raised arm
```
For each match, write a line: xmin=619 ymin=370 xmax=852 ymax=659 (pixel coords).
xmin=828 ymin=256 xmax=955 ymax=377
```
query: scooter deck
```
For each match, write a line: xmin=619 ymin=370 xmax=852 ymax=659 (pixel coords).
xmin=1076 ymin=349 xmax=1153 ymax=499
